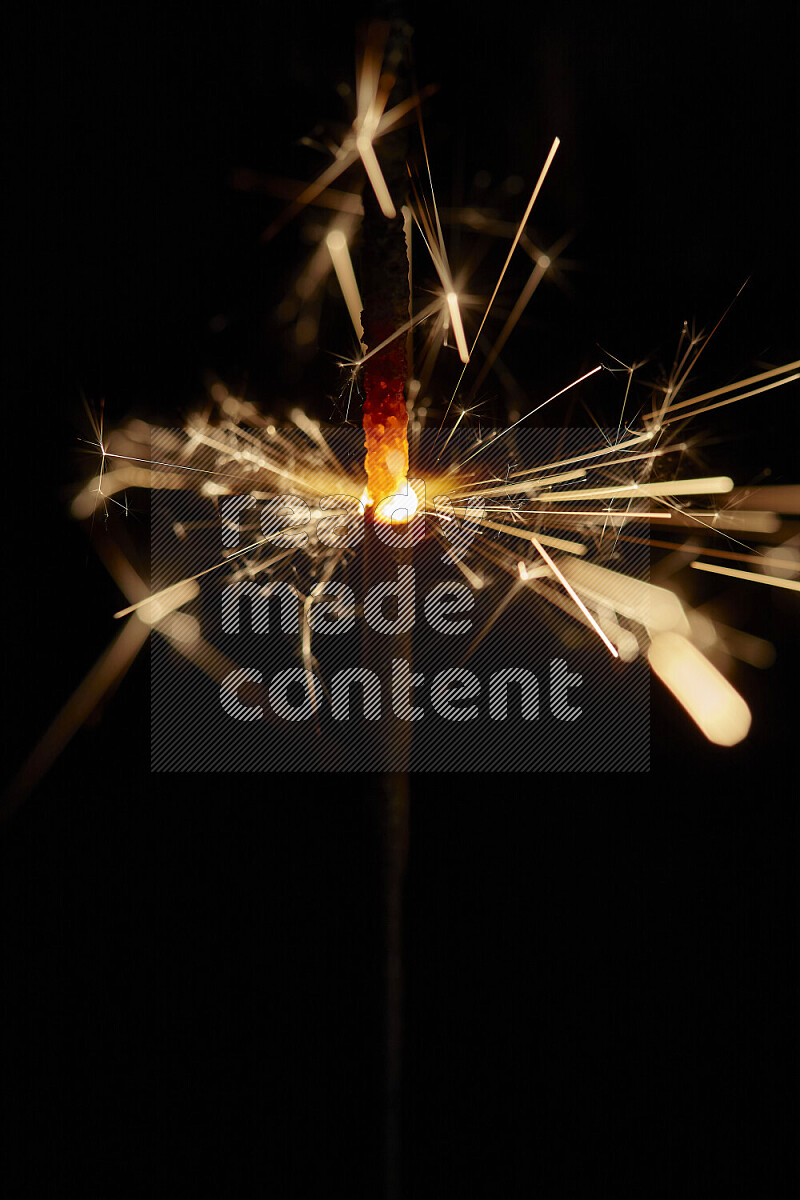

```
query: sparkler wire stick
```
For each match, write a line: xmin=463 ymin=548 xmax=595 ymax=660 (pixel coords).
xmin=357 ymin=16 xmax=414 ymax=1196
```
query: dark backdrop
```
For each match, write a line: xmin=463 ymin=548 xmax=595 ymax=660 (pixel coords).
xmin=5 ymin=2 xmax=798 ymax=1194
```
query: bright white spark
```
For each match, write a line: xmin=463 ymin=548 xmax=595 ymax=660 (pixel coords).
xmin=445 ymin=292 xmax=470 ymax=364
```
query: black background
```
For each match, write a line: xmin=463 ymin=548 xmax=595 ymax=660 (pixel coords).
xmin=4 ymin=2 xmax=798 ymax=1194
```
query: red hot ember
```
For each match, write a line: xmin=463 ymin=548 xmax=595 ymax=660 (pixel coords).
xmin=362 ymin=317 xmax=409 ymax=507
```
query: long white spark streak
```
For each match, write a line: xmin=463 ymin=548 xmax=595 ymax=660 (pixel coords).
xmin=529 ymin=536 xmax=620 ymax=657
xmin=689 ymin=561 xmax=800 ymax=592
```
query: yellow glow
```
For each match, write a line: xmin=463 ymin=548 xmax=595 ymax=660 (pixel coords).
xmin=368 ymin=484 xmax=420 ymax=525
xmin=648 ymin=632 xmax=751 ymax=745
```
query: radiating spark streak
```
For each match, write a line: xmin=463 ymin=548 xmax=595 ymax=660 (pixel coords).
xmin=347 ymin=299 xmax=441 ymax=367
xmin=608 ymin=496 xmax=635 ymax=554
xmin=522 ymin=576 xmax=637 ymax=660
xmin=475 ymin=516 xmax=587 ymax=555
xmin=533 ymin=476 xmax=734 ymax=503
xmin=614 ymin=358 xmax=637 ymax=446
xmin=453 ymin=364 xmax=603 ymax=470
xmin=447 ymin=468 xmax=586 ymax=500
xmin=188 ymin=429 xmax=333 ymax=494
xmin=650 ymin=497 xmax=759 ymax=554
xmin=648 ymin=632 xmax=751 ymax=746
xmin=407 ymin=236 xmax=466 ymax=364
xmin=668 ymin=510 xmax=780 ymax=533
xmin=302 ymin=552 xmax=347 ymax=715
xmin=345 ymin=373 xmax=357 ymax=422
xmin=558 ymin=557 xmax=689 ymax=634
xmin=134 ymin=581 xmax=201 ymax=626
xmin=96 ymin=451 xmax=251 ymax=481
xmin=729 ymin=486 xmax=800 ymax=514
xmin=406 ymin=201 xmax=438 ymax=277
xmin=102 ymin=424 xmax=345 ymax=498
xmin=263 ymin=151 xmax=360 ymax=241
xmin=262 ymin=81 xmax=434 ymax=241
xmin=529 ymin=537 xmax=619 ymax=657
xmin=506 ymin=431 xmax=657 ymax=477
xmin=431 ymin=527 xmax=484 ymax=589
xmin=469 ymin=255 xmax=548 ymax=393
xmin=374 ymin=86 xmax=438 ymax=136
xmin=457 ymin=507 xmax=672 ymax=519
xmin=237 ymin=174 xmax=364 ymax=214
xmin=408 ymin=119 xmax=466 ymax=365
xmin=82 ymin=397 xmax=109 ymax=529
xmin=404 ymin=205 xmax=414 ymax=370
xmin=73 ymin=468 xmax=189 ymax=518
xmin=434 ymin=405 xmax=469 ymax=460
xmin=414 ymin=100 xmax=448 ymax=272
xmin=618 ymin=534 xmax=799 ymax=570
xmin=113 ymin=536 xmax=297 ymax=619
xmin=413 ymin=311 xmax=448 ymax=400
xmin=652 ymin=282 xmax=749 ymax=423
xmin=438 ymin=136 xmax=561 ymax=431
xmin=3 ymin=618 xmax=150 ymax=818
xmin=658 ymin=373 xmax=800 ymax=426
xmin=462 ymin=577 xmax=525 ymax=664
xmin=578 ymin=395 xmax=614 ymax=448
xmin=689 ymin=561 xmax=800 ymax=592
xmin=289 ymin=406 xmax=353 ymax=480
xmin=357 ymin=134 xmax=397 ymax=217
xmin=646 ymin=359 xmax=800 ymax=421
xmin=464 ymin=136 xmax=560 ymax=355
xmin=326 ymin=230 xmax=364 ymax=340
xmin=711 ymin=621 xmax=776 ymax=670
xmin=445 ymin=292 xmax=469 ymax=363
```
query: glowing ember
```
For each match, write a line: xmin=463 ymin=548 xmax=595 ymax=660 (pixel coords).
xmin=361 ymin=324 xmax=410 ymax=511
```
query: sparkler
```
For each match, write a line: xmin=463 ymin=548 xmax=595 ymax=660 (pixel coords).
xmin=4 ymin=23 xmax=797 ymax=1198
xmin=6 ymin=24 xmax=798 ymax=806
xmin=356 ymin=21 xmax=414 ymax=525
xmin=1 ymin=9 xmax=796 ymax=1200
